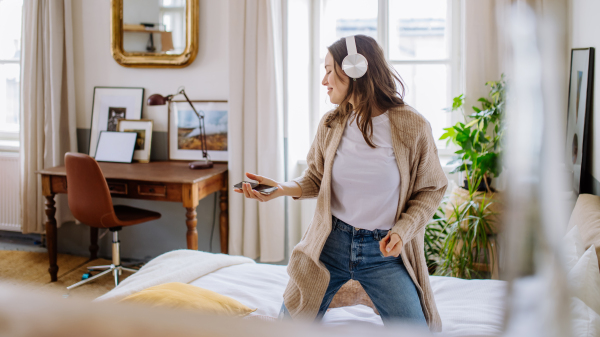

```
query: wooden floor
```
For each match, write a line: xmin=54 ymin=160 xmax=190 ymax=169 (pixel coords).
xmin=0 ymin=250 xmax=136 ymax=300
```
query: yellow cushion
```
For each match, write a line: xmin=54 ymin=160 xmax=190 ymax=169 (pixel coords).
xmin=120 ymin=282 xmax=257 ymax=317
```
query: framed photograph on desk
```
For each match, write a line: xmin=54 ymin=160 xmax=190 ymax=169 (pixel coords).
xmin=168 ymin=100 xmax=228 ymax=162
xmin=117 ymin=119 xmax=154 ymax=163
xmin=89 ymin=86 xmax=144 ymax=157
xmin=94 ymin=131 xmax=137 ymax=163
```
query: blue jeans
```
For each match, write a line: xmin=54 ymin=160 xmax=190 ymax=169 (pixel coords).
xmin=279 ymin=215 xmax=427 ymax=327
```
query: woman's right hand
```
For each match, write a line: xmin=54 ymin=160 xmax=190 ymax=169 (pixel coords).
xmin=233 ymin=172 xmax=283 ymax=202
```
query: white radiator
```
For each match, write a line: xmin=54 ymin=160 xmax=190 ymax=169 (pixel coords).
xmin=0 ymin=152 xmax=21 ymax=232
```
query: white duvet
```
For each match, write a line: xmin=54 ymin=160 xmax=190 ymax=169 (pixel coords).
xmin=190 ymin=262 xmax=507 ymax=336
xmin=97 ymin=251 xmax=507 ymax=336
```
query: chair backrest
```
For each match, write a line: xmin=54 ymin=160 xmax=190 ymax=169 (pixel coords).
xmin=64 ymin=152 xmax=114 ymax=228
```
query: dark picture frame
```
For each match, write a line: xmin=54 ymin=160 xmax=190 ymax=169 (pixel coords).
xmin=89 ymin=86 xmax=144 ymax=157
xmin=566 ymin=47 xmax=595 ymax=194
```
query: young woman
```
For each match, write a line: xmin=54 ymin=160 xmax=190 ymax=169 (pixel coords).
xmin=233 ymin=35 xmax=447 ymax=331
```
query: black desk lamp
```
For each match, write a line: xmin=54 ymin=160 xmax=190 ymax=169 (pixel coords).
xmin=147 ymin=87 xmax=213 ymax=169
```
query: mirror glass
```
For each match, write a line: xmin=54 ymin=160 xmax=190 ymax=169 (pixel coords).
xmin=122 ymin=0 xmax=186 ymax=55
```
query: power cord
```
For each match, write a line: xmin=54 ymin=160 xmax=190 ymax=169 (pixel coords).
xmin=99 ymin=229 xmax=109 ymax=240
xmin=209 ymin=192 xmax=218 ymax=252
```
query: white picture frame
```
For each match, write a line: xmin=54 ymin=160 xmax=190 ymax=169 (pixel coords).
xmin=94 ymin=131 xmax=137 ymax=163
xmin=117 ymin=119 xmax=154 ymax=163
xmin=169 ymin=100 xmax=228 ymax=162
xmin=89 ymin=87 xmax=144 ymax=157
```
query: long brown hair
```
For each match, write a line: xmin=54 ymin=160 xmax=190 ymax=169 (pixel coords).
xmin=325 ymin=35 xmax=406 ymax=148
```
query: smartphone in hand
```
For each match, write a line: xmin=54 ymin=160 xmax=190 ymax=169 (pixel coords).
xmin=234 ymin=181 xmax=278 ymax=195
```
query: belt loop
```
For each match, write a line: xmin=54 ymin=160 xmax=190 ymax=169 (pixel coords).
xmin=332 ymin=215 xmax=337 ymax=230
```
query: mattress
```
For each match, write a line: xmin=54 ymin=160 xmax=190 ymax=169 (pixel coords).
xmin=189 ymin=263 xmax=506 ymax=336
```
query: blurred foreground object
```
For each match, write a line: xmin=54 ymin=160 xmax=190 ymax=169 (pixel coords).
xmin=499 ymin=0 xmax=571 ymax=336
xmin=0 ymin=282 xmax=431 ymax=337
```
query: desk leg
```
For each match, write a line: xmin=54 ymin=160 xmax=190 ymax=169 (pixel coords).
xmin=90 ymin=227 xmax=99 ymax=260
xmin=183 ymin=183 xmax=199 ymax=250
xmin=45 ymin=195 xmax=58 ymax=282
xmin=185 ymin=207 xmax=198 ymax=250
xmin=219 ymin=183 xmax=228 ymax=254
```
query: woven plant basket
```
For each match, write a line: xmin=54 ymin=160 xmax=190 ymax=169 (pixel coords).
xmin=444 ymin=186 xmax=503 ymax=234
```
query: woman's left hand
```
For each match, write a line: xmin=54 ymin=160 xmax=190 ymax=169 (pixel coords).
xmin=379 ymin=232 xmax=403 ymax=257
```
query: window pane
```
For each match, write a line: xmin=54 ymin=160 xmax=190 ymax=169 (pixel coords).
xmin=388 ymin=0 xmax=448 ymax=61
xmin=320 ymin=0 xmax=378 ymax=57
xmin=287 ymin=0 xmax=312 ymax=164
xmin=0 ymin=0 xmax=23 ymax=61
xmin=393 ymin=63 xmax=449 ymax=148
xmin=0 ymin=64 xmax=20 ymax=133
xmin=161 ymin=0 xmax=185 ymax=7
xmin=160 ymin=10 xmax=186 ymax=54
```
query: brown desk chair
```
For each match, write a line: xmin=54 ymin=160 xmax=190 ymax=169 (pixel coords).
xmin=64 ymin=152 xmax=161 ymax=290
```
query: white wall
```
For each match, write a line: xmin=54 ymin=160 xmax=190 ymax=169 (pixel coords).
xmin=72 ymin=0 xmax=229 ymax=132
xmin=61 ymin=0 xmax=229 ymax=260
xmin=569 ymin=0 xmax=600 ymax=188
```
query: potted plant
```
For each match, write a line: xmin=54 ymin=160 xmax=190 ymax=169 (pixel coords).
xmin=433 ymin=75 xmax=506 ymax=279
xmin=424 ymin=201 xmax=449 ymax=275
xmin=440 ymin=74 xmax=506 ymax=192
xmin=435 ymin=191 xmax=498 ymax=279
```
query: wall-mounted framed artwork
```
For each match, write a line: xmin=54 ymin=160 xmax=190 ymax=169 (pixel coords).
xmin=117 ymin=119 xmax=154 ymax=163
xmin=89 ymin=86 xmax=144 ymax=157
xmin=566 ymin=47 xmax=595 ymax=194
xmin=168 ymin=100 xmax=228 ymax=162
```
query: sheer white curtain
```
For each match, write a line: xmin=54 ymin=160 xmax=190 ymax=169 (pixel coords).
xmin=464 ymin=0 xmax=504 ymax=116
xmin=20 ymin=0 xmax=77 ymax=234
xmin=228 ymin=0 xmax=285 ymax=262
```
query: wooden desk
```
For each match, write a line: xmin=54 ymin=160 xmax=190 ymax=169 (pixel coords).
xmin=37 ymin=161 xmax=229 ymax=282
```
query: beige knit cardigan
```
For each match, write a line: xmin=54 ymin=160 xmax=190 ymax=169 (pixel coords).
xmin=284 ymin=104 xmax=448 ymax=331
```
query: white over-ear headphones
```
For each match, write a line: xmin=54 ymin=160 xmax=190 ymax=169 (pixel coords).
xmin=342 ymin=35 xmax=368 ymax=79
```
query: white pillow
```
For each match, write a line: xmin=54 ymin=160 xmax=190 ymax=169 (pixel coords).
xmin=568 ymin=245 xmax=600 ymax=314
xmin=564 ymin=225 xmax=586 ymax=272
xmin=571 ymin=297 xmax=600 ymax=337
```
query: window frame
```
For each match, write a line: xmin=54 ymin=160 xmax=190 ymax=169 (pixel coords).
xmin=159 ymin=3 xmax=187 ymax=54
xmin=305 ymin=0 xmax=464 ymax=158
xmin=0 ymin=58 xmax=21 ymax=153
xmin=0 ymin=1 xmax=23 ymax=153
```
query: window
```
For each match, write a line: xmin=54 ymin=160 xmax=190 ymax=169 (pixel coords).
xmin=0 ymin=0 xmax=23 ymax=151
xmin=160 ymin=0 xmax=186 ymax=54
xmin=286 ymin=0 xmax=462 ymax=167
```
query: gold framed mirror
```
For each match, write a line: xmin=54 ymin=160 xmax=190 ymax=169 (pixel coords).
xmin=110 ymin=0 xmax=198 ymax=68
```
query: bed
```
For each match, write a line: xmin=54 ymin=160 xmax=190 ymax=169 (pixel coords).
xmin=190 ymin=262 xmax=506 ymax=336
xmin=96 ymin=193 xmax=600 ymax=337
xmin=96 ymin=248 xmax=506 ymax=337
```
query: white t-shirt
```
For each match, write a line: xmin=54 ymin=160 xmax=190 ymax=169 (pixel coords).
xmin=330 ymin=111 xmax=400 ymax=231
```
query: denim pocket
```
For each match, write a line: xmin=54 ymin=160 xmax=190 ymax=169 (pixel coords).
xmin=374 ymin=229 xmax=389 ymax=241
